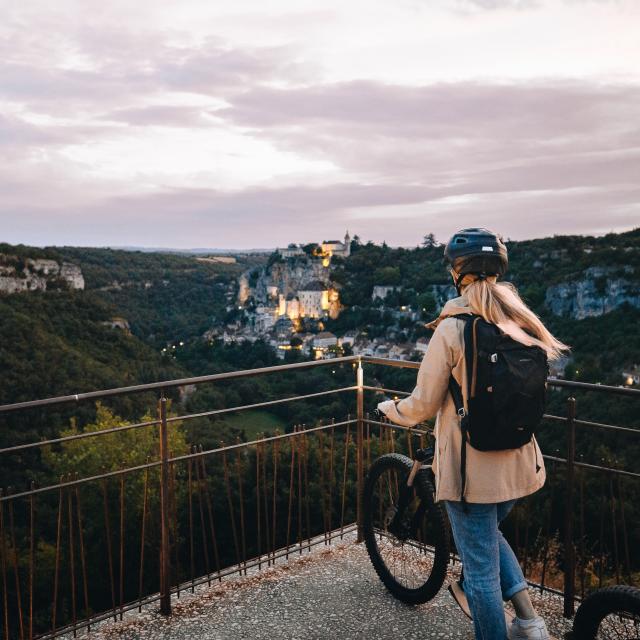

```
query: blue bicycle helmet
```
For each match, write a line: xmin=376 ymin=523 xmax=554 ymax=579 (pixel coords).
xmin=444 ymin=228 xmax=508 ymax=294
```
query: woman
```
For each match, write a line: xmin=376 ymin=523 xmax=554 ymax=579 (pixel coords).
xmin=376 ymin=228 xmax=569 ymax=640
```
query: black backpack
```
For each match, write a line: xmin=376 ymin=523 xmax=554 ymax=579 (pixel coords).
xmin=447 ymin=313 xmax=549 ymax=503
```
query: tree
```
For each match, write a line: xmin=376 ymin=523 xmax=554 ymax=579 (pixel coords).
xmin=417 ymin=292 xmax=437 ymax=318
xmin=372 ymin=266 xmax=401 ymax=285
xmin=42 ymin=403 xmax=188 ymax=492
xmin=302 ymin=243 xmax=320 ymax=256
xmin=422 ymin=233 xmax=438 ymax=248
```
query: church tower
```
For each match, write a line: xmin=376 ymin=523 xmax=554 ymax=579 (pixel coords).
xmin=344 ymin=230 xmax=351 ymax=257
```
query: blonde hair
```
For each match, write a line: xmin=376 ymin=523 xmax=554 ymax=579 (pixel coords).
xmin=457 ymin=273 xmax=570 ymax=361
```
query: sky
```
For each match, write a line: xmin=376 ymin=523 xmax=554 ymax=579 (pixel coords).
xmin=1 ymin=0 xmax=639 ymax=249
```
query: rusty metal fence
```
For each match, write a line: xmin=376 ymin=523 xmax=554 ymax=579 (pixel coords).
xmin=363 ymin=356 xmax=640 ymax=618
xmin=0 ymin=355 xmax=638 ymax=638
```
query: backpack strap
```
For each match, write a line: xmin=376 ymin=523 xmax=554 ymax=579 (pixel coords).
xmin=448 ymin=374 xmax=470 ymax=507
xmin=446 ymin=313 xmax=476 ymax=507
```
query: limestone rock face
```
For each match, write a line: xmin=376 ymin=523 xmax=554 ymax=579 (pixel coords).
xmin=262 ymin=257 xmax=330 ymax=300
xmin=240 ymin=254 xmax=340 ymax=320
xmin=59 ymin=262 xmax=85 ymax=289
xmin=237 ymin=273 xmax=251 ymax=305
xmin=0 ymin=256 xmax=85 ymax=294
xmin=544 ymin=267 xmax=639 ymax=319
xmin=249 ymin=255 xmax=332 ymax=303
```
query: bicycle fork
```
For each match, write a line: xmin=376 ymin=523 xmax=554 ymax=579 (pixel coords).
xmin=388 ymin=447 xmax=434 ymax=540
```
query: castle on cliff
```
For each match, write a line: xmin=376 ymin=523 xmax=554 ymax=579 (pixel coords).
xmin=278 ymin=231 xmax=351 ymax=263
xmin=238 ymin=232 xmax=352 ymax=333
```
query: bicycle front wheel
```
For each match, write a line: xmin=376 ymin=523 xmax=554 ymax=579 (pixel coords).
xmin=362 ymin=453 xmax=449 ymax=604
xmin=572 ymin=585 xmax=640 ymax=639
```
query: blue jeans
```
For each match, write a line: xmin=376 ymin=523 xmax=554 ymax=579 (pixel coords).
xmin=444 ymin=499 xmax=528 ymax=640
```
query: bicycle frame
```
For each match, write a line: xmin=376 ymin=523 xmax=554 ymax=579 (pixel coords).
xmin=387 ymin=447 xmax=435 ymax=539
xmin=407 ymin=446 xmax=435 ymax=487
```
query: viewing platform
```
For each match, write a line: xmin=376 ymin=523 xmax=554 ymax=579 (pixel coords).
xmin=0 ymin=355 xmax=637 ymax=639
xmin=77 ymin=530 xmax=573 ymax=640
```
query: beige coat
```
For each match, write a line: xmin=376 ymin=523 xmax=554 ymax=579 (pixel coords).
xmin=378 ymin=294 xmax=546 ymax=504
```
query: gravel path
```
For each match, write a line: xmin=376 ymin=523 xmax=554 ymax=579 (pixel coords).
xmin=88 ymin=532 xmax=571 ymax=640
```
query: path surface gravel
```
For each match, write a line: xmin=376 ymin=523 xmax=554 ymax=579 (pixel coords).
xmin=88 ymin=532 xmax=571 ymax=640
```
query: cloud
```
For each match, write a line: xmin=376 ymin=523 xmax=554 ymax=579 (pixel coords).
xmin=222 ymin=80 xmax=639 ymax=142
xmin=0 ymin=32 xmax=304 ymax=115
xmin=2 ymin=77 xmax=639 ymax=248
xmin=219 ymin=79 xmax=640 ymax=196
xmin=457 ymin=0 xmax=540 ymax=9
xmin=2 ymin=173 xmax=638 ymax=249
xmin=104 ymin=105 xmax=215 ymax=128
xmin=0 ymin=1 xmax=639 ymax=248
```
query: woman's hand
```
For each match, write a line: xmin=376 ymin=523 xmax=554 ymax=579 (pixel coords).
xmin=374 ymin=398 xmax=399 ymax=421
xmin=372 ymin=405 xmax=387 ymax=420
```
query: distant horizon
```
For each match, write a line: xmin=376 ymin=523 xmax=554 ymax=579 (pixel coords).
xmin=3 ymin=224 xmax=638 ymax=255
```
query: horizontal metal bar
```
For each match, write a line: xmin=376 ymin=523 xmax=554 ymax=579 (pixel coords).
xmin=542 ymin=455 xmax=640 ymax=479
xmin=362 ymin=356 xmax=420 ymax=369
xmin=544 ymin=377 xmax=640 ymax=397
xmin=2 ymin=459 xmax=161 ymax=502
xmin=573 ymin=417 xmax=640 ymax=436
xmin=3 ymin=354 xmax=637 ymax=416
xmin=166 ymin=386 xmax=358 ymax=424
xmin=362 ymin=385 xmax=411 ymax=397
xmin=359 ymin=422 xmax=637 ymax=476
xmin=360 ymin=356 xmax=640 ymax=396
xmin=0 ymin=387 xmax=356 ymax=457
xmin=364 ymin=405 xmax=637 ymax=439
xmin=0 ymin=418 xmax=160 ymax=455
xmin=542 ymin=414 xmax=566 ymax=423
xmin=1 ymin=419 xmax=358 ymax=502
xmin=363 ymin=418 xmax=432 ymax=436
xmin=166 ymin=418 xmax=357 ymax=467
xmin=363 ymin=388 xmax=564 ymax=427
xmin=0 ymin=355 xmax=360 ymax=413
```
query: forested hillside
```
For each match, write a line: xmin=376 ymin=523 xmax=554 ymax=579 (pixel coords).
xmin=0 ymin=234 xmax=639 ymax=636
xmin=58 ymin=246 xmax=264 ymax=346
xmin=0 ymin=246 xmax=268 ymax=476
xmin=328 ymin=228 xmax=640 ymax=385
xmin=0 ymin=246 xmax=266 ymax=403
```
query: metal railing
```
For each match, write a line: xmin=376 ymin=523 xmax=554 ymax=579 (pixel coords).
xmin=0 ymin=354 xmax=638 ymax=638
xmin=364 ymin=357 xmax=640 ymax=615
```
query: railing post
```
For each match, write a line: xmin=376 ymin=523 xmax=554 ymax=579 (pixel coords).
xmin=563 ymin=396 xmax=576 ymax=618
xmin=158 ymin=394 xmax=171 ymax=616
xmin=356 ymin=357 xmax=364 ymax=543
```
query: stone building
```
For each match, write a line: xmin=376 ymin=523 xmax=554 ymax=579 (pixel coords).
xmin=321 ymin=231 xmax=351 ymax=259
xmin=372 ymin=285 xmax=397 ymax=301
xmin=298 ymin=280 xmax=329 ymax=318
xmin=278 ymin=244 xmax=306 ymax=258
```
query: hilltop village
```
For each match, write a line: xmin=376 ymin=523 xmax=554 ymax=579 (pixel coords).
xmin=212 ymin=231 xmax=640 ymax=378
xmin=211 ymin=232 xmax=446 ymax=362
xmin=2 ymin=230 xmax=638 ymax=383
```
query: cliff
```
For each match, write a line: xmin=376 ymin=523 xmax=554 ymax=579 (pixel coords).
xmin=0 ymin=255 xmax=84 ymax=294
xmin=259 ymin=256 xmax=330 ymax=299
xmin=243 ymin=254 xmax=333 ymax=304
xmin=544 ymin=266 xmax=639 ymax=319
